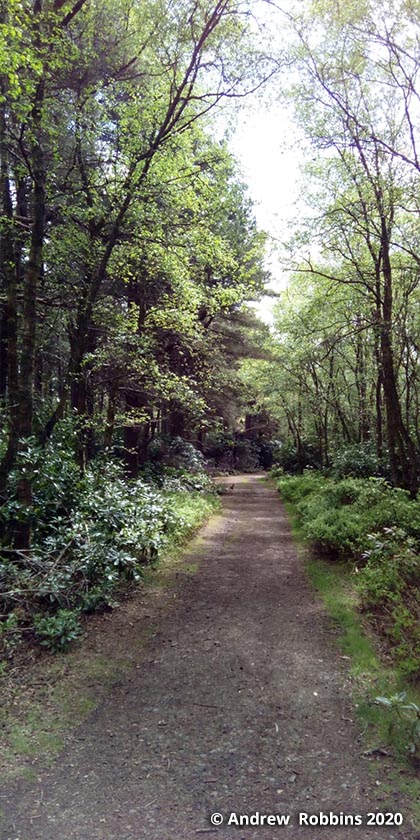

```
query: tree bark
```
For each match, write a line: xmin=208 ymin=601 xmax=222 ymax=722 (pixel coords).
xmin=0 ymin=82 xmax=19 ymax=502
xmin=380 ymin=225 xmax=418 ymax=494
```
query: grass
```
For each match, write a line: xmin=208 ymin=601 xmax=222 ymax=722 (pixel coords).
xmin=282 ymin=496 xmax=420 ymax=826
xmin=306 ymin=557 xmax=380 ymax=675
xmin=284 ymin=499 xmax=381 ymax=673
xmin=167 ymin=490 xmax=220 ymax=542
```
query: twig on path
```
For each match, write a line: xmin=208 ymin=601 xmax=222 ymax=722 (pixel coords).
xmin=144 ymin=798 xmax=157 ymax=808
xmin=192 ymin=703 xmax=224 ymax=710
xmin=360 ymin=748 xmax=390 ymax=758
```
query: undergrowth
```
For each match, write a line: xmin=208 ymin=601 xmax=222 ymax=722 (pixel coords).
xmin=307 ymin=553 xmax=420 ymax=776
xmin=0 ymin=430 xmax=219 ymax=661
xmin=282 ymin=496 xmax=420 ymax=792
xmin=275 ymin=471 xmax=420 ymax=680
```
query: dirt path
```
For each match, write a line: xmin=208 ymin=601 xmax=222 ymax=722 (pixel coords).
xmin=0 ymin=476 xmax=418 ymax=839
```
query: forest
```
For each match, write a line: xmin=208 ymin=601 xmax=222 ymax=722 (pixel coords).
xmin=2 ymin=0 xmax=420 ymax=684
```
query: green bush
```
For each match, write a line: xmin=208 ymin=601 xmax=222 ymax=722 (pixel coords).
xmin=0 ymin=612 xmax=23 ymax=661
xmin=168 ymin=437 xmax=205 ymax=473
xmin=232 ymin=439 xmax=260 ymax=472
xmin=330 ymin=443 xmax=388 ymax=480
xmin=277 ymin=473 xmax=420 ymax=556
xmin=275 ymin=470 xmax=327 ymax=504
xmin=277 ymin=472 xmax=420 ymax=678
xmin=33 ymin=609 xmax=82 ymax=652
xmin=356 ymin=530 xmax=420 ymax=677
xmin=272 ymin=439 xmax=321 ymax=473
xmin=0 ymin=430 xmax=219 ymax=658
xmin=375 ymin=692 xmax=420 ymax=761
xmin=288 ymin=477 xmax=420 ymax=558
xmin=302 ymin=505 xmax=364 ymax=556
xmin=358 ymin=530 xmax=417 ymax=601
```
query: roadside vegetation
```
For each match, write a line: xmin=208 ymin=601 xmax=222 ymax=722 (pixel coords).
xmin=272 ymin=451 xmax=420 ymax=776
xmin=0 ymin=0 xmax=276 ymax=668
xmin=274 ymin=461 xmax=420 ymax=681
xmin=0 ymin=435 xmax=220 ymax=664
xmin=235 ymin=0 xmax=420 ymax=759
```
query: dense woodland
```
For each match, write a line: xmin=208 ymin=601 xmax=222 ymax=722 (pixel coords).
xmin=0 ymin=0 xmax=273 ymax=525
xmin=246 ymin=0 xmax=420 ymax=495
xmin=0 ymin=0 xmax=278 ymax=654
xmin=3 ymin=0 xmax=420 ymax=675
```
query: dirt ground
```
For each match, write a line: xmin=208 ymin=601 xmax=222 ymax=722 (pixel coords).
xmin=0 ymin=475 xmax=419 ymax=839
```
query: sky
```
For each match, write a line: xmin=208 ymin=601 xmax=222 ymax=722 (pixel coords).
xmin=227 ymin=102 xmax=303 ymax=321
xmin=220 ymin=0 xmax=305 ymax=322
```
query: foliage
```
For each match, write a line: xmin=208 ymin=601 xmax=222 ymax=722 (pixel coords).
xmin=33 ymin=609 xmax=82 ymax=653
xmin=0 ymin=0 xmax=272 ymax=557
xmin=276 ymin=472 xmax=420 ymax=677
xmin=237 ymin=0 xmax=420 ymax=497
xmin=167 ymin=438 xmax=205 ymax=473
xmin=274 ymin=439 xmax=322 ymax=473
xmin=0 ymin=611 xmax=23 ymax=657
xmin=230 ymin=439 xmax=259 ymax=472
xmin=163 ymin=489 xmax=218 ymax=542
xmin=330 ymin=444 xmax=388 ymax=480
xmin=274 ymin=470 xmax=327 ymax=504
xmin=278 ymin=475 xmax=420 ymax=557
xmin=358 ymin=531 xmax=420 ymax=677
xmin=376 ymin=693 xmax=420 ymax=762
xmin=256 ymin=439 xmax=276 ymax=470
xmin=359 ymin=530 xmax=419 ymax=609
xmin=0 ymin=434 xmax=219 ymax=660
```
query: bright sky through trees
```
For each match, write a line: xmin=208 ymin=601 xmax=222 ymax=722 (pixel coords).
xmin=228 ymin=94 xmax=303 ymax=320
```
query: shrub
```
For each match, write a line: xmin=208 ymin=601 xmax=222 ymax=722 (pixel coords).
xmin=276 ymin=471 xmax=420 ymax=677
xmin=0 ymin=611 xmax=23 ymax=661
xmin=357 ymin=531 xmax=420 ymax=677
xmin=375 ymin=692 xmax=420 ymax=761
xmin=275 ymin=471 xmax=327 ymax=504
xmin=33 ymin=609 xmax=82 ymax=652
xmin=0 ymin=431 xmax=219 ymax=658
xmin=292 ymin=477 xmax=420 ymax=558
xmin=272 ymin=439 xmax=321 ymax=473
xmin=302 ymin=505 xmax=364 ymax=556
xmin=358 ymin=532 xmax=419 ymax=608
xmin=168 ymin=438 xmax=204 ymax=473
xmin=1 ymin=426 xmax=83 ymax=537
xmin=330 ymin=443 xmax=388 ymax=480
xmin=233 ymin=439 xmax=259 ymax=472
xmin=257 ymin=440 xmax=276 ymax=470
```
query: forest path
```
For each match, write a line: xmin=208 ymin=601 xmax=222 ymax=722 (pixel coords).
xmin=0 ymin=475 xmax=417 ymax=839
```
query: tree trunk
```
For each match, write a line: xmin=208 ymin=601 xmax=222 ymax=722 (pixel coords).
xmin=104 ymin=380 xmax=119 ymax=450
xmin=355 ymin=320 xmax=369 ymax=442
xmin=380 ymin=228 xmax=418 ymax=494
xmin=0 ymin=85 xmax=19 ymax=503
xmin=14 ymin=73 xmax=46 ymax=550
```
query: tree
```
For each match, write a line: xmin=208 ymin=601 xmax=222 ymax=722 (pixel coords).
xmin=0 ymin=0 xmax=277 ymax=546
xmin=270 ymin=0 xmax=420 ymax=491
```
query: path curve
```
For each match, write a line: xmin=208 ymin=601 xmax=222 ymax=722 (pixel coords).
xmin=0 ymin=476 xmax=418 ymax=839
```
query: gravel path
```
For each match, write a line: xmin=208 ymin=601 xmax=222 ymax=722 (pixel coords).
xmin=0 ymin=475 xmax=418 ymax=839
